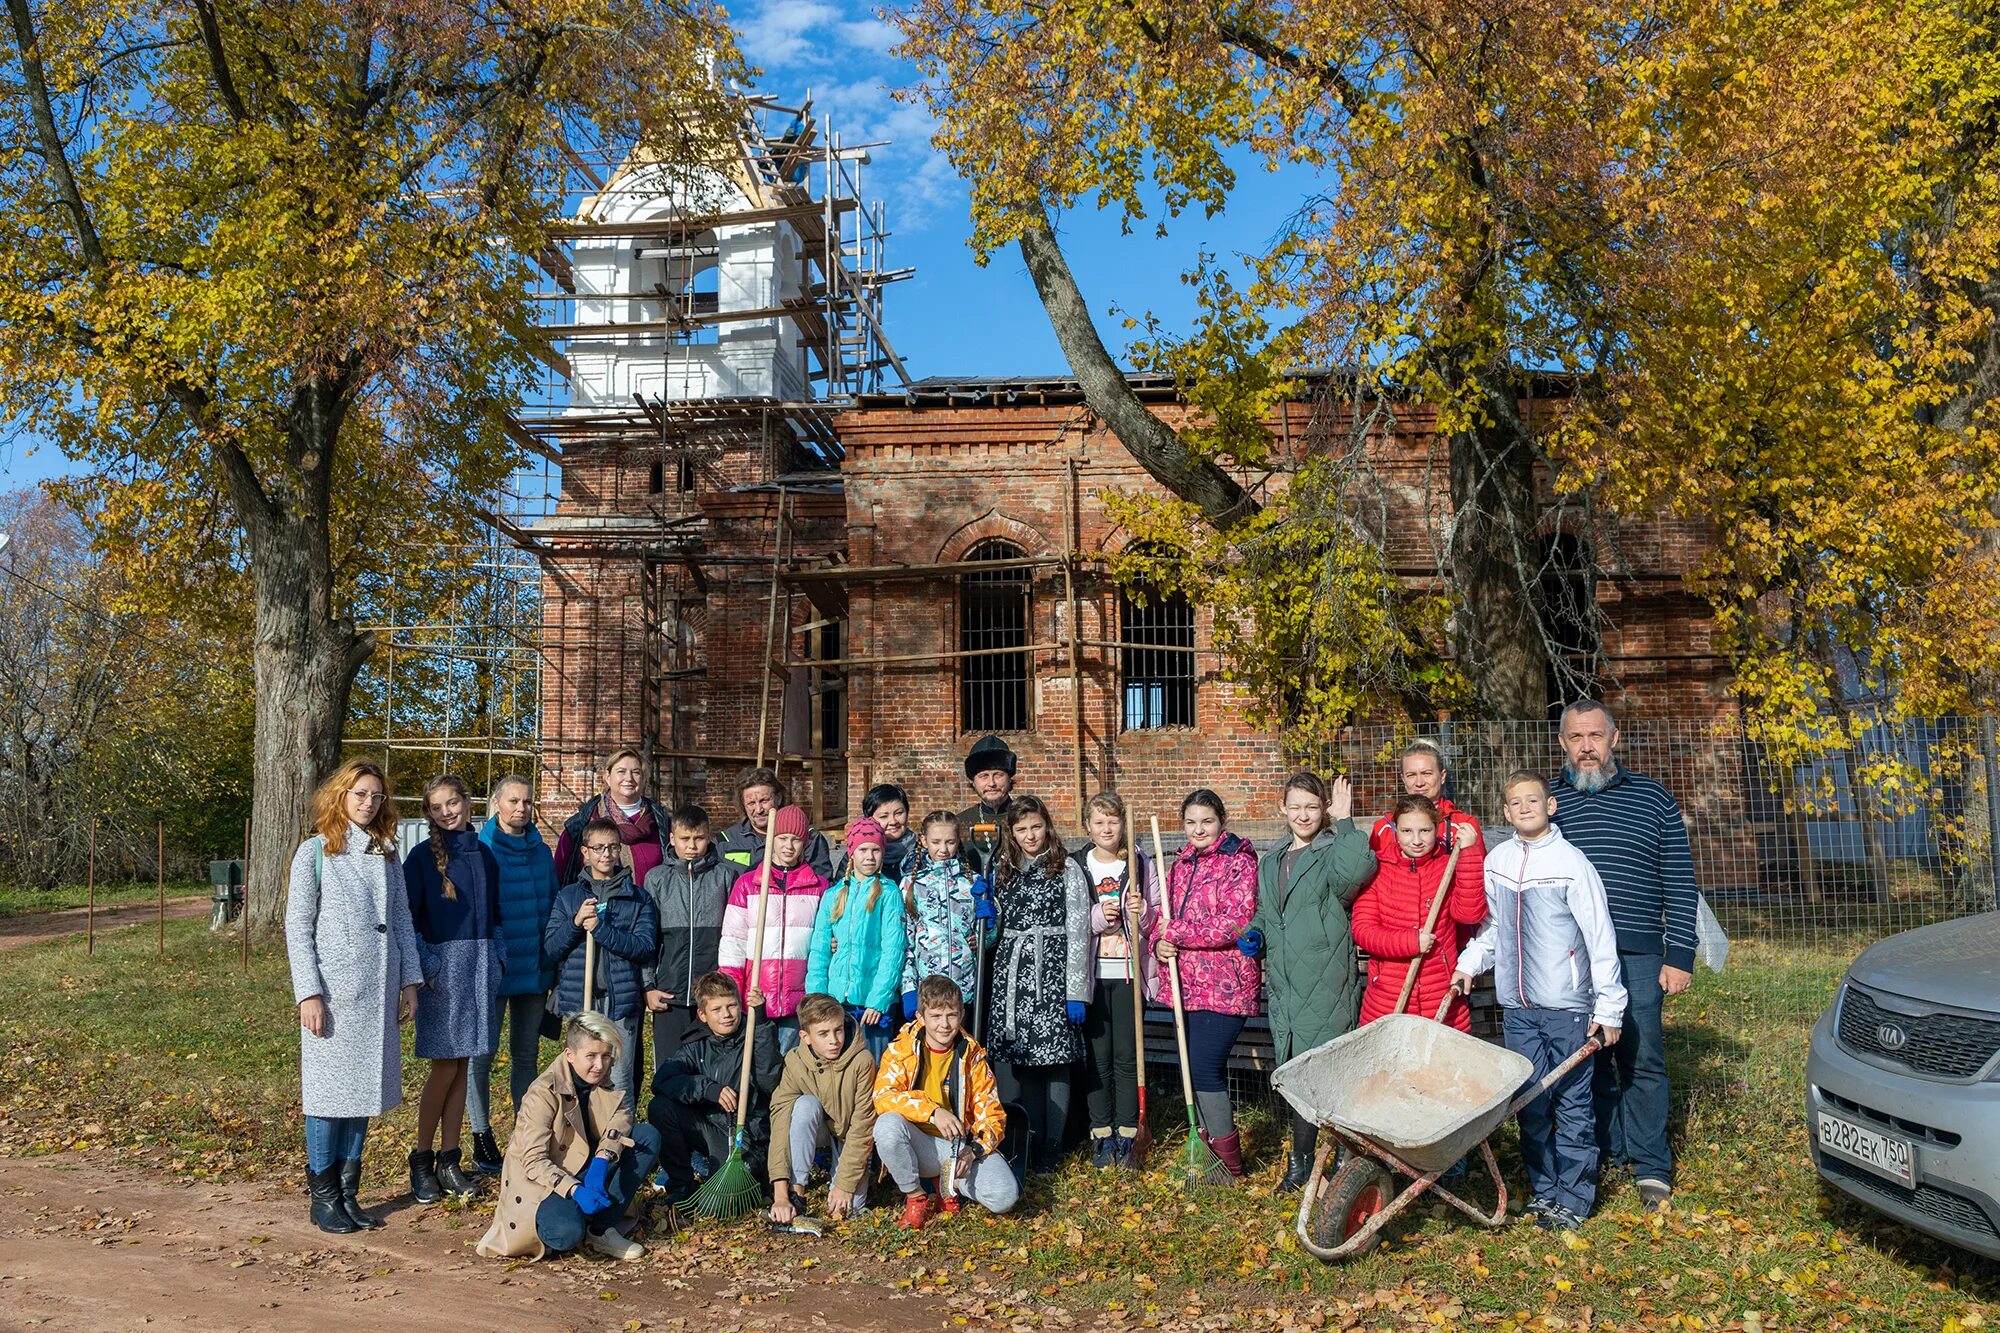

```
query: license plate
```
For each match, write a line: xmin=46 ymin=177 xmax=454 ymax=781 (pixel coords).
xmin=1817 ymin=1109 xmax=1915 ymax=1186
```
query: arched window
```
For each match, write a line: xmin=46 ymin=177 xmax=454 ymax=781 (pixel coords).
xmin=960 ymin=539 xmax=1031 ymax=732
xmin=1119 ymin=582 xmax=1196 ymax=729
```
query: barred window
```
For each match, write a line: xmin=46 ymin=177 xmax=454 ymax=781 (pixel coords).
xmin=961 ymin=539 xmax=1032 ymax=732
xmin=1120 ymin=586 xmax=1195 ymax=729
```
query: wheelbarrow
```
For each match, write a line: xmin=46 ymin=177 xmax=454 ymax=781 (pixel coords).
xmin=1271 ymin=994 xmax=1602 ymax=1260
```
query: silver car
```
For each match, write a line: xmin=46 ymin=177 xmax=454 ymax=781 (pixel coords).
xmin=1806 ymin=912 xmax=2000 ymax=1259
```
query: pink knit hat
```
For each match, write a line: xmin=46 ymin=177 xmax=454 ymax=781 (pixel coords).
xmin=844 ymin=817 xmax=885 ymax=851
xmin=771 ymin=804 xmax=810 ymax=840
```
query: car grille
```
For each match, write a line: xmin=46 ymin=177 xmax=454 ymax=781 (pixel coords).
xmin=1820 ymin=1155 xmax=2000 ymax=1239
xmin=1819 ymin=1089 xmax=1963 ymax=1148
xmin=1837 ymin=986 xmax=2000 ymax=1079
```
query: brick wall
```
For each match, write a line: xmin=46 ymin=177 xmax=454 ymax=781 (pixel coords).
xmin=535 ymin=390 xmax=1735 ymax=837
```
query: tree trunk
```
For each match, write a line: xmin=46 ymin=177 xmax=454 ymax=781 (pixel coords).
xmin=245 ymin=549 xmax=369 ymax=931
xmin=1448 ymin=377 xmax=1551 ymax=718
xmin=225 ymin=383 xmax=372 ymax=934
xmin=1015 ymin=210 xmax=1258 ymax=531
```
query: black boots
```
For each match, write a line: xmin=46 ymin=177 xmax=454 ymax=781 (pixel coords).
xmin=1276 ymin=1150 xmax=1315 ymax=1195
xmin=469 ymin=1131 xmax=504 ymax=1176
xmin=435 ymin=1147 xmax=480 ymax=1198
xmin=408 ymin=1148 xmax=443 ymax=1203
xmin=308 ymin=1165 xmax=358 ymax=1234
xmin=337 ymin=1159 xmax=382 ymax=1230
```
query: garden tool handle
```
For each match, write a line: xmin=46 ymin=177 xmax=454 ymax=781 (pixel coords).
xmin=1504 ymin=1036 xmax=1603 ymax=1118
xmin=1395 ymin=840 xmax=1463 ymax=1015
xmin=736 ymin=815 xmax=779 ymax=1131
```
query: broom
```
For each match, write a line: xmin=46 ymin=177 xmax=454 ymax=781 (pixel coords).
xmin=674 ymin=816 xmax=779 ymax=1223
xmin=1150 ymin=817 xmax=1227 ymax=1189
xmin=1122 ymin=847 xmax=1154 ymax=1172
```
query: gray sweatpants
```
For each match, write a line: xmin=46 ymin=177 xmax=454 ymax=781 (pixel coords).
xmin=784 ymin=1095 xmax=866 ymax=1213
xmin=871 ymin=1113 xmax=1019 ymax=1215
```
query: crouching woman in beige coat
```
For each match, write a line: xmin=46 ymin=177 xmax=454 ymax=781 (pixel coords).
xmin=477 ymin=1013 xmax=661 ymax=1261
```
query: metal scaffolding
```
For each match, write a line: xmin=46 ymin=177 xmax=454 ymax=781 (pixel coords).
xmin=479 ymin=89 xmax=912 ymax=827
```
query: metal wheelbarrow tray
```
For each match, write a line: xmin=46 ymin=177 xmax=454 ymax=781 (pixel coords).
xmin=1271 ymin=1008 xmax=1600 ymax=1260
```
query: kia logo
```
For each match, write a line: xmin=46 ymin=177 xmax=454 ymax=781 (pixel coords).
xmin=1878 ymin=1023 xmax=1909 ymax=1051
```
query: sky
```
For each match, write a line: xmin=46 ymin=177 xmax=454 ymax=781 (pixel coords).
xmin=740 ymin=0 xmax=1306 ymax=384
xmin=0 ymin=3 xmax=1311 ymax=491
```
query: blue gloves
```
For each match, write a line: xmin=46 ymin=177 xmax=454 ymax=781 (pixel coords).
xmin=971 ymin=875 xmax=998 ymax=925
xmin=902 ymin=990 xmax=920 ymax=1020
xmin=1066 ymin=1000 xmax=1087 ymax=1025
xmin=1237 ymin=928 xmax=1265 ymax=959
xmin=573 ymin=1157 xmax=614 ymax=1214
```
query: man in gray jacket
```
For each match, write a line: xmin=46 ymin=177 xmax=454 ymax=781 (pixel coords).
xmin=1453 ymin=770 xmax=1625 ymax=1231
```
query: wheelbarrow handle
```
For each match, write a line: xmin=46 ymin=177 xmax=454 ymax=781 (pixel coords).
xmin=1504 ymin=1036 xmax=1603 ymax=1118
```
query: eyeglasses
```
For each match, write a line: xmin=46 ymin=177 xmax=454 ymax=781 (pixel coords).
xmin=345 ymin=790 xmax=387 ymax=805
xmin=583 ymin=843 xmax=623 ymax=855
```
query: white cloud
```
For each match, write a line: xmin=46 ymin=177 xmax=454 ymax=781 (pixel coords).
xmin=739 ymin=0 xmax=842 ymax=69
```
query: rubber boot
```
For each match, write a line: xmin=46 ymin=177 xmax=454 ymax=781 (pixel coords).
xmin=1275 ymin=1150 xmax=1315 ymax=1194
xmin=469 ymin=1131 xmax=504 ymax=1176
xmin=435 ymin=1147 xmax=480 ymax=1198
xmin=1204 ymin=1130 xmax=1246 ymax=1183
xmin=309 ymin=1165 xmax=358 ymax=1234
xmin=337 ymin=1159 xmax=382 ymax=1230
xmin=408 ymin=1148 xmax=443 ymax=1203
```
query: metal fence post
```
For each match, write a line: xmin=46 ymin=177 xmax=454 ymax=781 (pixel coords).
xmin=1982 ymin=715 xmax=2000 ymax=911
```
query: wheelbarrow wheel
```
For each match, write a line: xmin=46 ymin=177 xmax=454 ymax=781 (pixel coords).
xmin=1305 ymin=1156 xmax=1394 ymax=1257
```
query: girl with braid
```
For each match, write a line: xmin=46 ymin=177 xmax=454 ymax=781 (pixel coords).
xmin=403 ymin=773 xmax=505 ymax=1202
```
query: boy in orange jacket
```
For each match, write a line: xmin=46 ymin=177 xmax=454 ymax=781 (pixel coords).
xmin=871 ymin=973 xmax=1018 ymax=1227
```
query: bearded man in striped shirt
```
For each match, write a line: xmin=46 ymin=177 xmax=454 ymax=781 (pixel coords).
xmin=1550 ymin=700 xmax=1698 ymax=1214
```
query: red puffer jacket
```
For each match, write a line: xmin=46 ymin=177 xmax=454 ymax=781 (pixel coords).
xmin=1352 ymin=834 xmax=1487 ymax=1031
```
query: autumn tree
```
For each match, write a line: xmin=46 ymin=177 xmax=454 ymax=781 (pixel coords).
xmin=0 ymin=1 xmax=741 ymax=927
xmin=895 ymin=0 xmax=2000 ymax=741
xmin=0 ymin=489 xmax=253 ymax=888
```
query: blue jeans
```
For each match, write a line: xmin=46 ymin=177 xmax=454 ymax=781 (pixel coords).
xmin=773 ymin=1014 xmax=800 ymax=1055
xmin=861 ymin=1021 xmax=891 ymax=1060
xmin=467 ymin=992 xmax=548 ymax=1134
xmin=305 ymin=1115 xmax=369 ymax=1172
xmin=608 ymin=1014 xmax=643 ymax=1104
xmin=1504 ymin=1006 xmax=1599 ymax=1216
xmin=534 ymin=1123 xmax=662 ymax=1251
xmin=1594 ymin=951 xmax=1672 ymax=1185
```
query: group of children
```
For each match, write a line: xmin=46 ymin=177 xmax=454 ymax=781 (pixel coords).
xmin=362 ymin=735 xmax=1633 ymax=1261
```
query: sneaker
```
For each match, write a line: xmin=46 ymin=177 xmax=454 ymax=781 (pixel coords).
xmin=1636 ymin=1178 xmax=1672 ymax=1212
xmin=901 ymin=1192 xmax=934 ymax=1230
xmin=1535 ymin=1203 xmax=1584 ymax=1232
xmin=1091 ymin=1135 xmax=1118 ymax=1169
xmin=657 ymin=1176 xmax=698 ymax=1207
xmin=586 ymin=1226 xmax=645 ymax=1260
xmin=1520 ymin=1195 xmax=1556 ymax=1222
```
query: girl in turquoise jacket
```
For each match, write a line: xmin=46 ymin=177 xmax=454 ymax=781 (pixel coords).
xmin=805 ymin=816 xmax=907 ymax=1058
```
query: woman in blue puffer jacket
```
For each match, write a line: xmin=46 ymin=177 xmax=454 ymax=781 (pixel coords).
xmin=467 ymin=774 xmax=560 ymax=1174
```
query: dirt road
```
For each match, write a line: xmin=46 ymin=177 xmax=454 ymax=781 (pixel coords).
xmin=0 ymin=1155 xmax=955 ymax=1332
xmin=0 ymin=896 xmax=210 ymax=952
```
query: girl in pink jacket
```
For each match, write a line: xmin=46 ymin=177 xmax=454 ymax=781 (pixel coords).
xmin=717 ymin=805 xmax=828 ymax=1055
xmin=1143 ymin=788 xmax=1261 ymax=1182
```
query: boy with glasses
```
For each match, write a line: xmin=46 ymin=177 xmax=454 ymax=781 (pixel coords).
xmin=546 ymin=818 xmax=660 ymax=1102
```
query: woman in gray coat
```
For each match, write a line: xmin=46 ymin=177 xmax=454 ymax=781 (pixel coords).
xmin=286 ymin=759 xmax=423 ymax=1235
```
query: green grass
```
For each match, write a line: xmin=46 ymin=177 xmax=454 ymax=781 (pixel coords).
xmin=0 ymin=879 xmax=208 ymax=916
xmin=2 ymin=924 xmax=1996 ymax=1329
